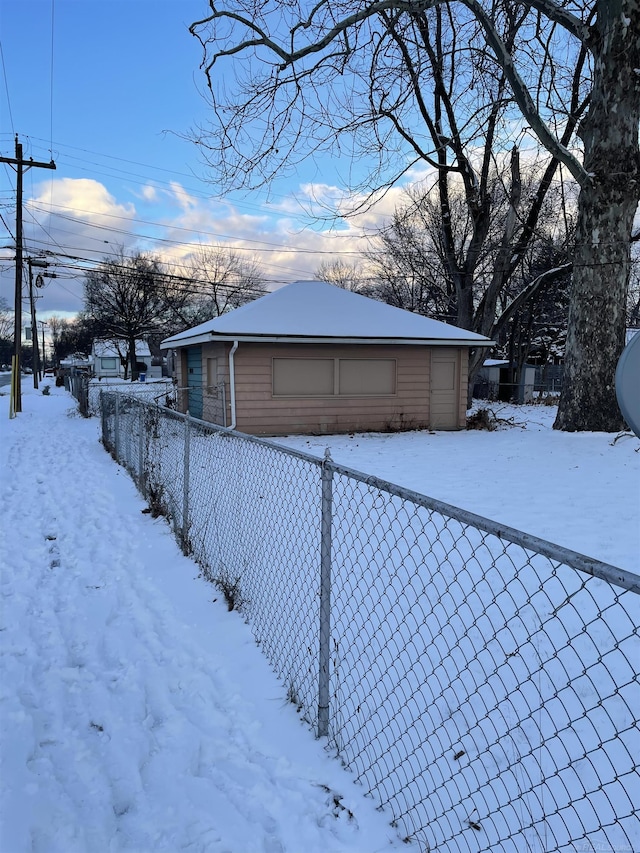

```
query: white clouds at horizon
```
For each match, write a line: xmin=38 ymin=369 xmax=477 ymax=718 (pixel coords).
xmin=1 ymin=161 xmax=453 ymax=320
xmin=2 ymin=174 xmax=403 ymax=317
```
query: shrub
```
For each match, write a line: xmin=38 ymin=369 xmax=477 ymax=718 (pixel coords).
xmin=466 ymin=407 xmax=498 ymax=431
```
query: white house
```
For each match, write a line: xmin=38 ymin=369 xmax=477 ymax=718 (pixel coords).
xmin=90 ymin=340 xmax=160 ymax=380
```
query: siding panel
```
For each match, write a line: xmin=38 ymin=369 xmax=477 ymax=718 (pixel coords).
xmin=178 ymin=340 xmax=468 ymax=435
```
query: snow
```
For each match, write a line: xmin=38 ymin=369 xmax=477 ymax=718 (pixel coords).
xmin=2 ymin=380 xmax=639 ymax=852
xmin=161 ymin=280 xmax=491 ymax=345
xmin=0 ymin=380 xmax=414 ymax=853
xmin=273 ymin=402 xmax=639 ymax=570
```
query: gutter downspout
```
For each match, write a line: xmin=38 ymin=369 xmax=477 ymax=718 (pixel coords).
xmin=227 ymin=340 xmax=238 ymax=429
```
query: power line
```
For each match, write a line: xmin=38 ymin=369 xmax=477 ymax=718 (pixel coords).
xmin=0 ymin=136 xmax=56 ymax=412
xmin=25 ymin=199 xmax=363 ymax=253
xmin=49 ymin=0 xmax=55 ymax=155
xmin=0 ymin=41 xmax=14 ymax=135
xmin=7 ymin=134 xmax=300 ymax=216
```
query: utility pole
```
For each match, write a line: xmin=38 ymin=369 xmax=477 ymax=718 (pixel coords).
xmin=0 ymin=135 xmax=56 ymax=412
xmin=39 ymin=320 xmax=48 ymax=376
xmin=27 ymin=258 xmax=49 ymax=390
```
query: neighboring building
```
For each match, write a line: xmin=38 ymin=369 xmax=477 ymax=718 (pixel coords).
xmin=59 ymin=352 xmax=91 ymax=374
xmin=90 ymin=340 xmax=161 ymax=380
xmin=474 ymin=359 xmax=537 ymax=404
xmin=528 ymin=328 xmax=639 ymax=396
xmin=160 ymin=280 xmax=493 ymax=435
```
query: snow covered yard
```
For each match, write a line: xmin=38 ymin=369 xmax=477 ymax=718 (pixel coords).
xmin=273 ymin=402 xmax=640 ymax=570
xmin=0 ymin=381 xmax=415 ymax=853
xmin=2 ymin=380 xmax=639 ymax=853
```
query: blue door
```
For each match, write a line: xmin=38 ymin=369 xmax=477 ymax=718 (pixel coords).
xmin=186 ymin=347 xmax=203 ymax=418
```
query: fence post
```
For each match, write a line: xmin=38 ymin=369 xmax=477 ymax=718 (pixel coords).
xmin=182 ymin=413 xmax=191 ymax=552
xmin=81 ymin=376 xmax=89 ymax=417
xmin=138 ymin=402 xmax=146 ymax=497
xmin=318 ymin=448 xmax=333 ymax=738
xmin=114 ymin=393 xmax=120 ymax=461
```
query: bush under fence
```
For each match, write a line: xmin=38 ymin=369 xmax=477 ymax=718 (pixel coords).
xmin=100 ymin=391 xmax=639 ymax=853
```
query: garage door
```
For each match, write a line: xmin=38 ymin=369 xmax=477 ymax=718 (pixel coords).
xmin=430 ymin=349 xmax=460 ymax=429
xmin=186 ymin=346 xmax=203 ymax=419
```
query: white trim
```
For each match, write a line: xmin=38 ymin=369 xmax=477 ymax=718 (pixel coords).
xmin=227 ymin=341 xmax=238 ymax=430
xmin=161 ymin=333 xmax=495 ymax=350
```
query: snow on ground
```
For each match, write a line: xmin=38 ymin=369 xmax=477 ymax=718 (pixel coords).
xmin=274 ymin=402 xmax=640 ymax=570
xmin=1 ymin=380 xmax=639 ymax=853
xmin=0 ymin=380 xmax=415 ymax=853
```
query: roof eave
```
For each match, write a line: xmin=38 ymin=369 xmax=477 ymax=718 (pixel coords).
xmin=161 ymin=332 xmax=494 ymax=349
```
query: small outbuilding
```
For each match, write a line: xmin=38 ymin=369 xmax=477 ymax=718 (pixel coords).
xmin=474 ymin=359 xmax=537 ymax=404
xmin=160 ymin=280 xmax=493 ymax=435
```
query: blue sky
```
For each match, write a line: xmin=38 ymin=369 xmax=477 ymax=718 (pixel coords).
xmin=0 ymin=0 xmax=400 ymax=322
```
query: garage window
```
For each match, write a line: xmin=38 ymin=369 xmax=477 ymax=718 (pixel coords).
xmin=273 ymin=358 xmax=334 ymax=396
xmin=339 ymin=359 xmax=396 ymax=395
xmin=101 ymin=357 xmax=117 ymax=369
xmin=273 ymin=357 xmax=396 ymax=397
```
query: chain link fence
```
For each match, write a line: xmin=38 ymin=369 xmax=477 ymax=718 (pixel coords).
xmin=65 ymin=374 xmax=176 ymax=417
xmin=64 ymin=372 xmax=90 ymax=416
xmin=100 ymin=391 xmax=639 ymax=853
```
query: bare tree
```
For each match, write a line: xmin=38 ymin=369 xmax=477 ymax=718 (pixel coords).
xmin=366 ymin=169 xmax=574 ymax=381
xmin=0 ymin=297 xmax=13 ymax=366
xmin=627 ymin=246 xmax=640 ymax=329
xmin=0 ymin=297 xmax=12 ymax=341
xmin=162 ymin=245 xmax=267 ymax=331
xmin=190 ymin=0 xmax=640 ymax=431
xmin=315 ymin=259 xmax=367 ymax=293
xmin=84 ymin=251 xmax=167 ymax=380
xmin=48 ymin=314 xmax=96 ymax=365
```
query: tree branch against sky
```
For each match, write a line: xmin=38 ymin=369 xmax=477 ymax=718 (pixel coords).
xmin=83 ymin=251 xmax=167 ymax=381
xmin=172 ymin=246 xmax=267 ymax=323
xmin=191 ymin=0 xmax=640 ymax=431
xmin=0 ymin=297 xmax=13 ymax=341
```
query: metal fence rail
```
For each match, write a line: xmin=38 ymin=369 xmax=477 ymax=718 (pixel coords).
xmin=100 ymin=391 xmax=639 ymax=853
xmin=65 ymin=375 xmax=175 ymax=417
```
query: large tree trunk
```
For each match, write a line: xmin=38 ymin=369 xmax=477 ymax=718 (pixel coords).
xmin=554 ymin=0 xmax=640 ymax=431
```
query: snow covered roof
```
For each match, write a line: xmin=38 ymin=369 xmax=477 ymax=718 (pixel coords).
xmin=59 ymin=356 xmax=90 ymax=367
xmin=92 ymin=339 xmax=151 ymax=357
xmin=161 ymin=280 xmax=493 ymax=349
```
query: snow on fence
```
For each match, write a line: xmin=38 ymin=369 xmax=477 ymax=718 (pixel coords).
xmin=99 ymin=391 xmax=639 ymax=853
xmin=66 ymin=374 xmax=175 ymax=417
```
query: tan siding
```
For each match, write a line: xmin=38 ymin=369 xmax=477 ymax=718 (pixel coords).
xmin=430 ymin=348 xmax=466 ymax=430
xmin=459 ymin=351 xmax=469 ymax=428
xmin=174 ymin=340 xmax=471 ymax=435
xmin=233 ymin=343 xmax=430 ymax=435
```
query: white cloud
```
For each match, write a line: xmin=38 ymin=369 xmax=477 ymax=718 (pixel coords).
xmin=0 ymin=178 xmax=141 ymax=315
xmin=2 ymin=167 xmax=445 ymax=317
xmin=140 ymin=185 xmax=158 ymax=202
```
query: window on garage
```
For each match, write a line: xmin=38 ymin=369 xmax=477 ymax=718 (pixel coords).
xmin=338 ymin=359 xmax=396 ymax=395
xmin=273 ymin=358 xmax=334 ymax=396
xmin=273 ymin=357 xmax=396 ymax=397
xmin=101 ymin=357 xmax=117 ymax=369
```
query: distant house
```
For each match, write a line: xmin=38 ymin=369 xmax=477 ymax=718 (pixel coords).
xmin=59 ymin=352 xmax=91 ymax=374
xmin=160 ymin=280 xmax=493 ymax=435
xmin=474 ymin=359 xmax=537 ymax=404
xmin=91 ymin=340 xmax=160 ymax=380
